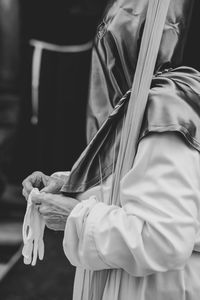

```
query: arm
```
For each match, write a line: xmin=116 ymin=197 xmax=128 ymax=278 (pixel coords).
xmin=63 ymin=132 xmax=200 ymax=276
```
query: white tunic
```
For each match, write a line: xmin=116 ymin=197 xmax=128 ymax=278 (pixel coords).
xmin=63 ymin=132 xmax=200 ymax=300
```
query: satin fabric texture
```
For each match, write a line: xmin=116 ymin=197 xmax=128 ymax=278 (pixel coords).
xmin=61 ymin=0 xmax=200 ymax=194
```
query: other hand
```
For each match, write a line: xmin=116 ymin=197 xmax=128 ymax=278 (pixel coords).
xmin=22 ymin=171 xmax=65 ymax=200
xmin=31 ymin=192 xmax=79 ymax=231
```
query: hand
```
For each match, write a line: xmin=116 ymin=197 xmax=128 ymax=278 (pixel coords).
xmin=22 ymin=171 xmax=65 ymax=200
xmin=31 ymin=192 xmax=79 ymax=231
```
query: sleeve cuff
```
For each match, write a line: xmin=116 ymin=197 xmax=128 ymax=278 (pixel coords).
xmin=63 ymin=197 xmax=111 ymax=270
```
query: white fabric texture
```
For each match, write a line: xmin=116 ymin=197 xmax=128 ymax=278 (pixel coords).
xmin=63 ymin=132 xmax=200 ymax=300
xmin=22 ymin=188 xmax=46 ymax=266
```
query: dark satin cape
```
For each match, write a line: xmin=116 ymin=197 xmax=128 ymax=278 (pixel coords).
xmin=61 ymin=0 xmax=200 ymax=194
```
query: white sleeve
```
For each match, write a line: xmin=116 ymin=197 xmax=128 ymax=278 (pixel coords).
xmin=63 ymin=133 xmax=200 ymax=276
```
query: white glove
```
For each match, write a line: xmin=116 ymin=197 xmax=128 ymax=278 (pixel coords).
xmin=22 ymin=188 xmax=46 ymax=266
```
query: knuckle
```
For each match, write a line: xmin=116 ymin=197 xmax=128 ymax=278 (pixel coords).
xmin=22 ymin=178 xmax=28 ymax=186
xmin=40 ymin=206 xmax=48 ymax=214
xmin=33 ymin=171 xmax=43 ymax=179
xmin=34 ymin=171 xmax=41 ymax=175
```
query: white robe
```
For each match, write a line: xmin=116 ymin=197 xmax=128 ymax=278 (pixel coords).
xmin=63 ymin=132 xmax=200 ymax=300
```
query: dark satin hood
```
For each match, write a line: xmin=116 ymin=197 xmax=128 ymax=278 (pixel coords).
xmin=61 ymin=0 xmax=200 ymax=194
xmin=86 ymin=0 xmax=194 ymax=142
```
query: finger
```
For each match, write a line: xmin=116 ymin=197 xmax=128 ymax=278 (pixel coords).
xmin=33 ymin=172 xmax=48 ymax=190
xmin=32 ymin=192 xmax=70 ymax=210
xmin=41 ymin=181 xmax=58 ymax=193
xmin=31 ymin=193 xmax=55 ymax=210
xmin=34 ymin=192 xmax=56 ymax=206
xmin=41 ymin=174 xmax=51 ymax=188
xmin=22 ymin=179 xmax=34 ymax=195
xmin=41 ymin=179 xmax=62 ymax=194
xmin=37 ymin=193 xmax=77 ymax=214
xmin=38 ymin=205 xmax=51 ymax=215
xmin=22 ymin=172 xmax=49 ymax=192
xmin=22 ymin=173 xmax=40 ymax=195
xmin=45 ymin=218 xmax=66 ymax=231
xmin=22 ymin=188 xmax=28 ymax=200
xmin=45 ymin=220 xmax=60 ymax=231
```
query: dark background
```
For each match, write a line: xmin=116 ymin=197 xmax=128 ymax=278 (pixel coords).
xmin=0 ymin=0 xmax=107 ymax=299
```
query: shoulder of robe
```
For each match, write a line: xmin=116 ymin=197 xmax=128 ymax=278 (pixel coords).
xmin=140 ymin=66 xmax=200 ymax=152
xmin=61 ymin=66 xmax=200 ymax=194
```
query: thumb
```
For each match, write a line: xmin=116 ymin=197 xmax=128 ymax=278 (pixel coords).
xmin=40 ymin=180 xmax=61 ymax=194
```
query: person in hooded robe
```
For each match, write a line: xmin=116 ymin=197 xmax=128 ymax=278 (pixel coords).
xmin=22 ymin=0 xmax=200 ymax=299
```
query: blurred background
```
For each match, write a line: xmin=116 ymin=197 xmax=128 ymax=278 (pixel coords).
xmin=0 ymin=0 xmax=107 ymax=299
